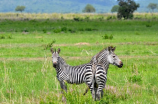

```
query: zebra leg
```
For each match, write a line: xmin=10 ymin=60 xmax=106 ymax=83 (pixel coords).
xmin=59 ymin=81 xmax=67 ymax=93
xmin=92 ymin=82 xmax=98 ymax=100
xmin=101 ymin=89 xmax=104 ymax=98
xmin=94 ymin=87 xmax=97 ymax=101
xmin=59 ymin=81 xmax=67 ymax=102
xmin=96 ymin=91 xmax=101 ymax=100
xmin=96 ymin=84 xmax=105 ymax=100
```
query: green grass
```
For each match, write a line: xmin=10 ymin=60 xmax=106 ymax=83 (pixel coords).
xmin=0 ymin=18 xmax=158 ymax=103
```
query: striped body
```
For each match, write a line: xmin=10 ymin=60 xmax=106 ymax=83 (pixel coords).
xmin=87 ymin=46 xmax=123 ymax=100
xmin=55 ymin=57 xmax=93 ymax=85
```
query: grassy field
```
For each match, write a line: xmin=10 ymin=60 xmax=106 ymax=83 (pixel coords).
xmin=0 ymin=15 xmax=158 ymax=103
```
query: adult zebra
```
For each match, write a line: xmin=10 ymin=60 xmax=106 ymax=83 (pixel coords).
xmin=84 ymin=46 xmax=123 ymax=97
xmin=51 ymin=48 xmax=94 ymax=101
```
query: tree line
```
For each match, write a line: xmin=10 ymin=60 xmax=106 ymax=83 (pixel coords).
xmin=15 ymin=0 xmax=158 ymax=19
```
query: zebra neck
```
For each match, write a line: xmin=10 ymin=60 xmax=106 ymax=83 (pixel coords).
xmin=56 ymin=59 xmax=69 ymax=74
xmin=97 ymin=51 xmax=110 ymax=71
xmin=55 ymin=65 xmax=62 ymax=74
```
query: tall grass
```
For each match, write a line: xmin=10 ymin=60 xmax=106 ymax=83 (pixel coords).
xmin=0 ymin=13 xmax=158 ymax=20
xmin=0 ymin=17 xmax=158 ymax=103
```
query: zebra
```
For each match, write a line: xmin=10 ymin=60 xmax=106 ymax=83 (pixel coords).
xmin=51 ymin=48 xmax=94 ymax=101
xmin=90 ymin=62 xmax=107 ymax=100
xmin=84 ymin=46 xmax=123 ymax=98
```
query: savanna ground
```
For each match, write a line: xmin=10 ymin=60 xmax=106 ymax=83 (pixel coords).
xmin=0 ymin=13 xmax=158 ymax=104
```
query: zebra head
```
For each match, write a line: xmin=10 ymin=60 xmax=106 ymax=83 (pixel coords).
xmin=51 ymin=48 xmax=61 ymax=68
xmin=107 ymin=46 xmax=123 ymax=68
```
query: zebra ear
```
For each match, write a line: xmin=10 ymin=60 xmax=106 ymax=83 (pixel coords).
xmin=108 ymin=46 xmax=111 ymax=51
xmin=57 ymin=48 xmax=61 ymax=54
xmin=112 ymin=47 xmax=116 ymax=52
xmin=51 ymin=48 xmax=54 ymax=53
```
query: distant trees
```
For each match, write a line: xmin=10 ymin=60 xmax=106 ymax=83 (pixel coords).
xmin=82 ymin=4 xmax=96 ymax=13
xmin=111 ymin=5 xmax=119 ymax=13
xmin=15 ymin=6 xmax=26 ymax=13
xmin=117 ymin=0 xmax=139 ymax=19
xmin=147 ymin=3 xmax=157 ymax=12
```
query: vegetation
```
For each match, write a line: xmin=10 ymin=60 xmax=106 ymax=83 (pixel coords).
xmin=111 ymin=5 xmax=119 ymax=13
xmin=82 ymin=4 xmax=96 ymax=13
xmin=15 ymin=6 xmax=26 ymax=13
xmin=117 ymin=0 xmax=140 ymax=19
xmin=0 ymin=13 xmax=158 ymax=103
xmin=147 ymin=3 xmax=158 ymax=12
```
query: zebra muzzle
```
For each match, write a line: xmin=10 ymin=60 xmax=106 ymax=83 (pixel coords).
xmin=53 ymin=62 xmax=57 ymax=68
xmin=118 ymin=61 xmax=123 ymax=68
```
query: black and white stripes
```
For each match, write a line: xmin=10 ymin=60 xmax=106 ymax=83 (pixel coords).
xmin=51 ymin=46 xmax=123 ymax=100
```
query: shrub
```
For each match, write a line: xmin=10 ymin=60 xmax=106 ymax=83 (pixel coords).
xmin=102 ymin=34 xmax=113 ymax=40
xmin=78 ymin=28 xmax=84 ymax=31
xmin=61 ymin=16 xmax=64 ymax=20
xmin=22 ymin=29 xmax=29 ymax=32
xmin=102 ymin=34 xmax=109 ymax=39
xmin=61 ymin=27 xmax=67 ymax=32
xmin=98 ymin=16 xmax=104 ymax=21
xmin=84 ymin=16 xmax=90 ymax=21
xmin=109 ymin=34 xmax=113 ymax=40
xmin=73 ymin=17 xmax=82 ymax=21
xmin=43 ymin=29 xmax=47 ymax=33
xmin=0 ymin=35 xmax=5 ymax=39
xmin=85 ymin=28 xmax=92 ymax=31
xmin=53 ymin=28 xmax=61 ymax=33
xmin=107 ymin=16 xmax=113 ymax=20
xmin=68 ymin=28 xmax=76 ymax=33
xmin=8 ymin=35 xmax=13 ymax=39
xmin=146 ymin=24 xmax=152 ymax=27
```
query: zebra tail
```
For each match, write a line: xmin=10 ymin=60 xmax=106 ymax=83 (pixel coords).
xmin=83 ymin=86 xmax=89 ymax=95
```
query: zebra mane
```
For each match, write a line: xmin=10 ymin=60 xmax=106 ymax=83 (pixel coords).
xmin=59 ymin=56 xmax=67 ymax=65
xmin=95 ymin=46 xmax=115 ymax=61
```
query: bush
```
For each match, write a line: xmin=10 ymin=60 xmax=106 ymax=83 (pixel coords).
xmin=102 ymin=34 xmax=113 ymax=40
xmin=61 ymin=27 xmax=67 ymax=32
xmin=98 ymin=17 xmax=104 ymax=21
xmin=102 ymin=34 xmax=109 ymax=39
xmin=73 ymin=17 xmax=82 ymax=21
xmin=85 ymin=28 xmax=92 ymax=31
xmin=8 ymin=35 xmax=13 ymax=39
xmin=22 ymin=29 xmax=29 ymax=32
xmin=68 ymin=28 xmax=76 ymax=33
xmin=84 ymin=16 xmax=90 ymax=21
xmin=43 ymin=29 xmax=47 ymax=33
xmin=109 ymin=34 xmax=113 ymax=40
xmin=107 ymin=16 xmax=113 ymax=20
xmin=146 ymin=24 xmax=152 ymax=27
xmin=0 ymin=35 xmax=5 ymax=39
xmin=78 ymin=28 xmax=84 ymax=31
xmin=53 ymin=28 xmax=61 ymax=33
